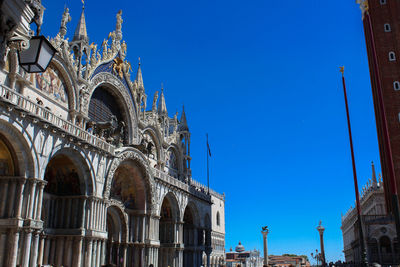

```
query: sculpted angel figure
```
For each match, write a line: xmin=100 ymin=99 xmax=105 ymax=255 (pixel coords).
xmin=102 ymin=39 xmax=108 ymax=57
xmin=152 ymin=91 xmax=159 ymax=112
xmin=60 ymin=7 xmax=72 ymax=29
xmin=121 ymin=41 xmax=127 ymax=57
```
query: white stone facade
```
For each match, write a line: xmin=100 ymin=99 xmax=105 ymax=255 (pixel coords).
xmin=341 ymin=163 xmax=399 ymax=265
xmin=0 ymin=1 xmax=225 ymax=267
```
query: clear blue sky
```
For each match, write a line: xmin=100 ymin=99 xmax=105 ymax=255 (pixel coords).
xmin=42 ymin=0 xmax=379 ymax=263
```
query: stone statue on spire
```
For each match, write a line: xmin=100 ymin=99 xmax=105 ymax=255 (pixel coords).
xmin=115 ymin=10 xmax=123 ymax=41
xmin=152 ymin=91 xmax=159 ymax=112
xmin=59 ymin=7 xmax=71 ymax=38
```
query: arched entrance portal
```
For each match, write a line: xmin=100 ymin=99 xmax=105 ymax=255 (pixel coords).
xmin=183 ymin=204 xmax=202 ymax=267
xmin=159 ymin=193 xmax=180 ymax=267
xmin=106 ymin=206 xmax=127 ymax=267
xmin=41 ymin=153 xmax=90 ymax=267
xmin=109 ymin=160 xmax=149 ymax=267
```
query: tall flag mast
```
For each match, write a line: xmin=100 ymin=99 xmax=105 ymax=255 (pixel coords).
xmin=206 ymin=133 xmax=211 ymax=195
xmin=340 ymin=66 xmax=367 ymax=266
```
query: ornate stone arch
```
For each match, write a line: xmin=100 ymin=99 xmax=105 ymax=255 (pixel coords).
xmin=104 ymin=148 xmax=155 ymax=213
xmin=42 ymin=145 xmax=95 ymax=196
xmin=183 ymin=200 xmax=200 ymax=227
xmin=142 ymin=127 xmax=162 ymax=161
xmin=0 ymin=115 xmax=38 ymax=178
xmin=50 ymin=55 xmax=78 ymax=111
xmin=106 ymin=203 xmax=129 ymax=243
xmin=88 ymin=72 xmax=139 ymax=144
xmin=165 ymin=143 xmax=183 ymax=176
xmin=158 ymin=191 xmax=181 ymax=221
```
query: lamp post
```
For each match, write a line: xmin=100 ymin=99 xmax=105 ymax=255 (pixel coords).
xmin=311 ymin=249 xmax=320 ymax=267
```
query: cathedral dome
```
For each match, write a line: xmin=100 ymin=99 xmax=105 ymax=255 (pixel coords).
xmin=235 ymin=241 xmax=245 ymax=252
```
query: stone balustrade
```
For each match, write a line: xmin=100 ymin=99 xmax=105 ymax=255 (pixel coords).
xmin=0 ymin=84 xmax=115 ymax=155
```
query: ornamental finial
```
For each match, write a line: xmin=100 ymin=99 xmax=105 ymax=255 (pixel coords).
xmin=339 ymin=66 xmax=344 ymax=75
xmin=356 ymin=0 xmax=369 ymax=19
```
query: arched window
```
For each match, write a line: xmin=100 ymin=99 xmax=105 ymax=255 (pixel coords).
xmin=384 ymin=23 xmax=391 ymax=32
xmin=89 ymin=86 xmax=123 ymax=123
xmin=216 ymin=212 xmax=220 ymax=226
xmin=394 ymin=81 xmax=400 ymax=91
xmin=389 ymin=51 xmax=396 ymax=61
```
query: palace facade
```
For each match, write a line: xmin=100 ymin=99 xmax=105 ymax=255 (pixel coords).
xmin=341 ymin=163 xmax=399 ymax=265
xmin=0 ymin=1 xmax=225 ymax=267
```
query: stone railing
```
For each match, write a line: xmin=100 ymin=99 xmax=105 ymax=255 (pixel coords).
xmin=189 ymin=178 xmax=224 ymax=200
xmin=152 ymin=167 xmax=189 ymax=191
xmin=151 ymin=167 xmax=213 ymax=202
xmin=0 ymin=85 xmax=115 ymax=154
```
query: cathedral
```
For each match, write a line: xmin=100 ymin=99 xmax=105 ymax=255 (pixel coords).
xmin=0 ymin=1 xmax=225 ymax=267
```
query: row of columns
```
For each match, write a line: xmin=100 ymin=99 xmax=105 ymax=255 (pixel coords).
xmin=86 ymin=197 xmax=107 ymax=231
xmin=0 ymin=177 xmax=45 ymax=220
xmin=1 ymin=177 xmax=46 ymax=267
xmin=44 ymin=195 xmax=85 ymax=229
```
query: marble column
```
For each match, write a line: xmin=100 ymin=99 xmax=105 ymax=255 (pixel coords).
xmin=122 ymin=243 xmax=128 ymax=267
xmin=44 ymin=236 xmax=51 ymax=265
xmin=21 ymin=229 xmax=33 ymax=267
xmin=30 ymin=231 xmax=40 ymax=267
xmin=85 ymin=238 xmax=93 ymax=267
xmin=73 ymin=237 xmax=83 ymax=267
xmin=27 ymin=180 xmax=37 ymax=219
xmin=15 ymin=179 xmax=26 ymax=218
xmin=65 ymin=237 xmax=73 ymax=267
xmin=38 ymin=234 xmax=45 ymax=266
xmin=96 ymin=239 xmax=102 ymax=267
xmin=6 ymin=230 xmax=20 ymax=267
xmin=7 ymin=182 xmax=16 ymax=217
xmin=261 ymin=228 xmax=269 ymax=266
xmin=0 ymin=180 xmax=9 ymax=217
xmin=56 ymin=237 xmax=64 ymax=266
xmin=101 ymin=240 xmax=106 ymax=266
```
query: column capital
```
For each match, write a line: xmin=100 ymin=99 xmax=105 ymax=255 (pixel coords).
xmin=23 ymin=228 xmax=34 ymax=234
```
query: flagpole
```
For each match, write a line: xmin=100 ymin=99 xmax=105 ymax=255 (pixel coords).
xmin=340 ymin=67 xmax=367 ymax=266
xmin=207 ymin=133 xmax=210 ymax=195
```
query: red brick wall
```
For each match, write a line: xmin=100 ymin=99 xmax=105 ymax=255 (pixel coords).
xmin=363 ymin=0 xmax=400 ymax=212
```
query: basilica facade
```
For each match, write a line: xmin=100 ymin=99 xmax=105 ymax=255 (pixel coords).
xmin=0 ymin=1 xmax=225 ymax=267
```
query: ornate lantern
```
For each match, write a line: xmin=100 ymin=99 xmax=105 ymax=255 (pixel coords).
xmin=17 ymin=36 xmax=57 ymax=73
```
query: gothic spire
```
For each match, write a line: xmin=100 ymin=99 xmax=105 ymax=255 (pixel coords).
xmin=371 ymin=161 xmax=377 ymax=187
xmin=158 ymin=85 xmax=168 ymax=116
xmin=73 ymin=5 xmax=88 ymax=43
xmin=135 ymin=58 xmax=144 ymax=89
xmin=179 ymin=105 xmax=189 ymax=131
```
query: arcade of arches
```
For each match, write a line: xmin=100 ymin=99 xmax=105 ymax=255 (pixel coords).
xmin=0 ymin=3 xmax=225 ymax=266
xmin=0 ymin=136 xmax=214 ymax=267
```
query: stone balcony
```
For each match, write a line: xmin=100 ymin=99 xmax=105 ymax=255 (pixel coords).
xmin=0 ymin=84 xmax=115 ymax=154
xmin=0 ymin=84 xmax=223 ymax=202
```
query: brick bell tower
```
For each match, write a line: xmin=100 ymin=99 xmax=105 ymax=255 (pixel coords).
xmin=358 ymin=0 xmax=400 ymax=219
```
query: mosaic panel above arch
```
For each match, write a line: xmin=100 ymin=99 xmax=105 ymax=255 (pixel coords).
xmin=105 ymin=149 xmax=155 ymax=212
xmin=26 ymin=65 xmax=69 ymax=108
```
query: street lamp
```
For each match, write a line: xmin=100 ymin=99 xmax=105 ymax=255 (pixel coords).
xmin=311 ymin=249 xmax=321 ymax=267
xmin=17 ymin=35 xmax=56 ymax=73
